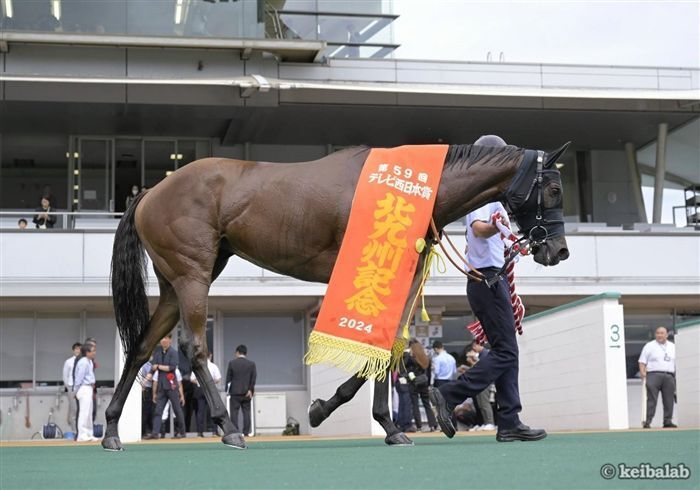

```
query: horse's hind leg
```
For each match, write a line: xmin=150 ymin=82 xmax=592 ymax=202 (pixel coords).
xmin=308 ymin=374 xmax=367 ymax=427
xmin=102 ymin=273 xmax=180 ymax=451
xmin=173 ymin=277 xmax=244 ymax=449
xmin=373 ymin=370 xmax=412 ymax=446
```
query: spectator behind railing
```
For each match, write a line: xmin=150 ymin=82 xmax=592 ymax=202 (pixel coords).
xmin=33 ymin=196 xmax=56 ymax=229
xmin=18 ymin=218 xmax=28 ymax=229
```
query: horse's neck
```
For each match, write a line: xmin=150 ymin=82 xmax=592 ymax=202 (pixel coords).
xmin=433 ymin=152 xmax=523 ymax=228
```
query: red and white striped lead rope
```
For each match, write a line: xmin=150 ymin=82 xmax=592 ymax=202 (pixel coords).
xmin=466 ymin=211 xmax=528 ymax=345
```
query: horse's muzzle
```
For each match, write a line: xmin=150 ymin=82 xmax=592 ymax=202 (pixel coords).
xmin=533 ymin=236 xmax=569 ymax=266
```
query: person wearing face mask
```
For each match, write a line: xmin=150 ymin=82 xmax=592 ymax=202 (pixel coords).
xmin=125 ymin=184 xmax=140 ymax=210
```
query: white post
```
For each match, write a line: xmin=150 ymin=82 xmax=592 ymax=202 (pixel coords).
xmin=115 ymin=331 xmax=142 ymax=442
xmin=624 ymin=142 xmax=647 ymax=223
xmin=652 ymin=123 xmax=668 ymax=223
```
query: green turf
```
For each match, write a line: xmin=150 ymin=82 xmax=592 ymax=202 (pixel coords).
xmin=1 ymin=431 xmax=698 ymax=490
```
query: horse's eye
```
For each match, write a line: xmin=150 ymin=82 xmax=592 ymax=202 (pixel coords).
xmin=551 ymin=187 xmax=561 ymax=196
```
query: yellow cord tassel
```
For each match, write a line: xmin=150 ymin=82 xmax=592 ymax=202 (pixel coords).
xmin=390 ymin=246 xmax=447 ymax=372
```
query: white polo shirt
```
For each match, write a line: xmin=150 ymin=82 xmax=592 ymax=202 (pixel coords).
xmin=466 ymin=202 xmax=507 ymax=269
xmin=638 ymin=340 xmax=676 ymax=373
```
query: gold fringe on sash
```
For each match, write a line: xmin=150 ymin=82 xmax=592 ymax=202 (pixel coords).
xmin=304 ymin=331 xmax=392 ymax=381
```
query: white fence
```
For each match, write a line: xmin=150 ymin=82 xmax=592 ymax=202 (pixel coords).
xmin=675 ymin=320 xmax=700 ymax=427
xmin=518 ymin=293 xmax=629 ymax=431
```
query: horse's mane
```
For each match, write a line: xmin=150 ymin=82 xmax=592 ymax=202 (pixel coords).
xmin=445 ymin=144 xmax=523 ymax=171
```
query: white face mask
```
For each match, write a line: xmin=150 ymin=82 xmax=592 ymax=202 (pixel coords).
xmin=132 ymin=188 xmax=139 ymax=195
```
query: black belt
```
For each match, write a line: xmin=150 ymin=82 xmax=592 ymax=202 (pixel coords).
xmin=648 ymin=371 xmax=675 ymax=376
xmin=468 ymin=266 xmax=502 ymax=284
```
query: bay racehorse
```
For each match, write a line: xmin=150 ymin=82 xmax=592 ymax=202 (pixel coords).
xmin=103 ymin=142 xmax=570 ymax=451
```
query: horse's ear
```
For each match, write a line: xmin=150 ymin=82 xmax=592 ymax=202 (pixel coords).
xmin=545 ymin=141 xmax=571 ymax=168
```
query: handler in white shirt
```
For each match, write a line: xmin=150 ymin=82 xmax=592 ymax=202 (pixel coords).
xmin=638 ymin=326 xmax=677 ymax=428
xmin=73 ymin=341 xmax=97 ymax=441
xmin=62 ymin=342 xmax=81 ymax=436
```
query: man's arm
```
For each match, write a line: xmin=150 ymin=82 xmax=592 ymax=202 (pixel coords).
xmin=247 ymin=363 xmax=257 ymax=398
xmin=225 ymin=361 xmax=233 ymax=392
xmin=158 ymin=349 xmax=177 ymax=372
xmin=471 ymin=220 xmax=502 ymax=238
xmin=638 ymin=362 xmax=647 ymax=379
xmin=62 ymin=359 xmax=72 ymax=386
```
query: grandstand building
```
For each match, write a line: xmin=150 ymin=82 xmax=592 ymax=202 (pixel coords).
xmin=1 ymin=0 xmax=698 ymax=440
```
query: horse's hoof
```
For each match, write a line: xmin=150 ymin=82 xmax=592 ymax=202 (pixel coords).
xmin=222 ymin=432 xmax=247 ymax=450
xmin=101 ymin=436 xmax=124 ymax=452
xmin=385 ymin=432 xmax=414 ymax=446
xmin=308 ymin=399 xmax=328 ymax=428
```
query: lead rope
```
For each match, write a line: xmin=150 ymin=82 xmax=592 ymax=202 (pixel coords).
xmin=466 ymin=211 xmax=528 ymax=345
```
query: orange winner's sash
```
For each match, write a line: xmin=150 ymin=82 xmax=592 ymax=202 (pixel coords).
xmin=304 ymin=145 xmax=448 ymax=380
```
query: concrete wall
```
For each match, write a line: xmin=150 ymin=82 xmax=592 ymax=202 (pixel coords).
xmin=675 ymin=320 xmax=700 ymax=427
xmin=518 ymin=293 xmax=629 ymax=431
xmin=2 ymin=230 xmax=699 ymax=299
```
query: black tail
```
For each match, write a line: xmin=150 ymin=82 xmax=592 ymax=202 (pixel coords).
xmin=111 ymin=191 xmax=150 ymax=359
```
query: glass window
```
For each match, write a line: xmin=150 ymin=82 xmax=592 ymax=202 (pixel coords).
xmin=143 ymin=140 xmax=176 ymax=189
xmin=0 ymin=133 xmax=69 ymax=211
xmin=0 ymin=315 xmax=35 ymax=388
xmin=177 ymin=139 xmax=211 ymax=169
xmin=86 ymin=314 xmax=117 ymax=386
xmin=222 ymin=314 xmax=305 ymax=387
xmin=35 ymin=314 xmax=82 ymax=385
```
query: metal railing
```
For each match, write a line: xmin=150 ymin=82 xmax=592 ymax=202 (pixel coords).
xmin=0 ymin=210 xmax=124 ymax=230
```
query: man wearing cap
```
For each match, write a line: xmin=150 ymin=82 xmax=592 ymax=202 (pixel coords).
xmin=430 ymin=135 xmax=546 ymax=443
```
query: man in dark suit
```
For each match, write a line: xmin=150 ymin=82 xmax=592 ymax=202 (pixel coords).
xmin=225 ymin=345 xmax=257 ymax=436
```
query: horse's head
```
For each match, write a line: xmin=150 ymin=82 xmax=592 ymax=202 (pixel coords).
xmin=504 ymin=142 xmax=571 ymax=266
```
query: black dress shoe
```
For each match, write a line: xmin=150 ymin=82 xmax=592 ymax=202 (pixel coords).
xmin=198 ymin=432 xmax=204 ymax=437
xmin=143 ymin=433 xmax=160 ymax=440
xmin=173 ymin=432 xmax=186 ymax=439
xmin=642 ymin=422 xmax=651 ymax=429
xmin=663 ymin=423 xmax=677 ymax=428
xmin=428 ymin=387 xmax=455 ymax=438
xmin=496 ymin=424 xmax=547 ymax=442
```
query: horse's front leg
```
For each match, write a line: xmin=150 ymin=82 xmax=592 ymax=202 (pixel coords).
xmin=308 ymin=374 xmax=366 ymax=427
xmin=373 ymin=370 xmax=413 ymax=446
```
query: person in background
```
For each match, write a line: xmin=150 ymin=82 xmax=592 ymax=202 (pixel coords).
xmin=406 ymin=339 xmax=438 ymax=432
xmin=225 ymin=345 xmax=256 ymax=436
xmin=73 ymin=341 xmax=97 ymax=441
xmin=639 ymin=326 xmax=677 ymax=428
xmin=33 ymin=196 xmax=56 ymax=229
xmin=145 ymin=334 xmax=186 ymax=439
xmin=18 ymin=218 xmax=28 ymax=229
xmin=431 ymin=341 xmax=456 ymax=388
xmin=139 ymin=358 xmax=155 ymax=437
xmin=125 ymin=184 xmax=140 ymax=210
xmin=191 ymin=352 xmax=222 ymax=437
xmin=152 ymin=367 xmax=186 ymax=437
xmin=62 ymin=342 xmax=81 ymax=437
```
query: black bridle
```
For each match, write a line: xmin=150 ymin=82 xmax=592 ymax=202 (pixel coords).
xmin=504 ymin=149 xmax=565 ymax=246
xmin=483 ymin=150 xmax=565 ymax=287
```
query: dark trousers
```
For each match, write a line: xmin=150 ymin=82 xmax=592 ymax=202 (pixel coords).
xmin=193 ymin=386 xmax=209 ymax=434
xmin=410 ymin=387 xmax=438 ymax=429
xmin=396 ymin=383 xmax=412 ymax=430
xmin=181 ymin=379 xmax=195 ymax=432
xmin=141 ymin=387 xmax=154 ymax=435
xmin=439 ymin=274 xmax=522 ymax=430
xmin=433 ymin=379 xmax=450 ymax=388
xmin=229 ymin=395 xmax=252 ymax=435
xmin=152 ymin=388 xmax=185 ymax=435
xmin=645 ymin=372 xmax=675 ymax=425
